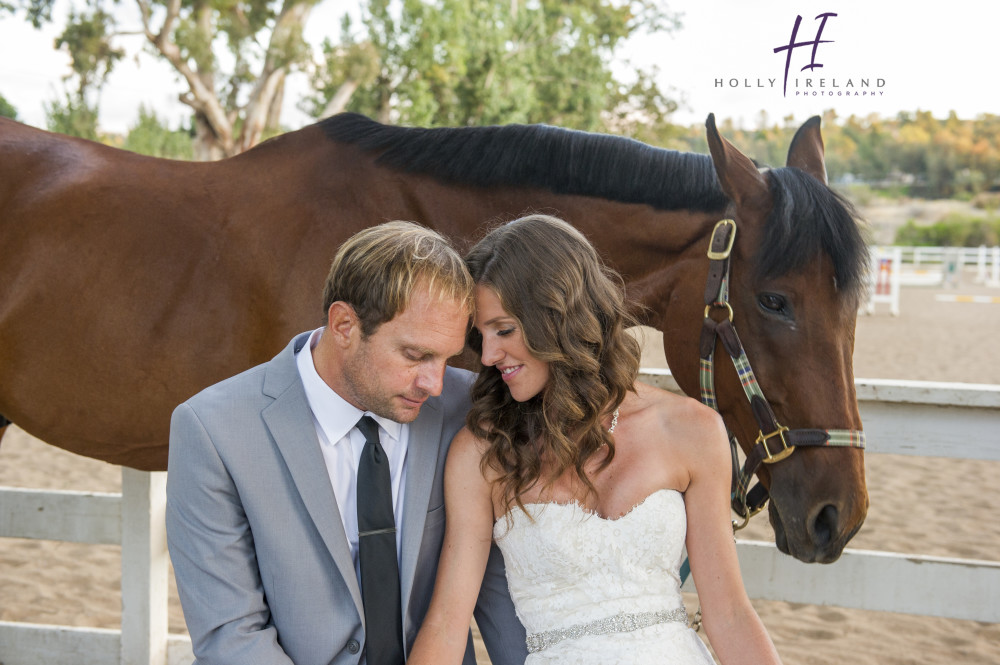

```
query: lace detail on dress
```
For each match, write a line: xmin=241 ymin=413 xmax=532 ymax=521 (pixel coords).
xmin=494 ymin=489 xmax=716 ymax=664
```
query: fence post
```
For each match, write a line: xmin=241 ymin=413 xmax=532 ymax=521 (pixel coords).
xmin=991 ymin=246 xmax=1000 ymax=286
xmin=120 ymin=468 xmax=169 ymax=665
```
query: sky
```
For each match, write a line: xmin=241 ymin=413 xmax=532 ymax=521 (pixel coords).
xmin=1 ymin=1 xmax=997 ymax=135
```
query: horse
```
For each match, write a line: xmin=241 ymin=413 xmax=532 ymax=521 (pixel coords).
xmin=0 ymin=112 xmax=869 ymax=563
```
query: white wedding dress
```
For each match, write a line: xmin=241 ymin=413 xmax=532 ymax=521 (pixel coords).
xmin=493 ymin=488 xmax=716 ymax=664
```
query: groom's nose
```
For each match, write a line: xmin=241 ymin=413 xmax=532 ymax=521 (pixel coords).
xmin=414 ymin=360 xmax=446 ymax=396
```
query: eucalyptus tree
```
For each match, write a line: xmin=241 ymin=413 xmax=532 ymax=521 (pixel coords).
xmin=306 ymin=0 xmax=679 ymax=131
xmin=6 ymin=0 xmax=679 ymax=157
xmin=9 ymin=0 xmax=317 ymax=158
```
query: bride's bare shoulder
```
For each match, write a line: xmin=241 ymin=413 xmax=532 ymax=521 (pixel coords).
xmin=627 ymin=383 xmax=728 ymax=463
xmin=447 ymin=426 xmax=505 ymax=485
xmin=631 ymin=382 xmax=723 ymax=428
xmin=449 ymin=425 xmax=491 ymax=458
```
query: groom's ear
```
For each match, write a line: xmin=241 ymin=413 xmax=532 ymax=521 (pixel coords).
xmin=326 ymin=301 xmax=361 ymax=349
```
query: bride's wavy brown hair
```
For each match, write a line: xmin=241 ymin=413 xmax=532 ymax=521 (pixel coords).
xmin=465 ymin=214 xmax=642 ymax=520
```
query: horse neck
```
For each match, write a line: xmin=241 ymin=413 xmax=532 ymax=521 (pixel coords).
xmin=571 ymin=203 xmax=728 ymax=329
xmin=257 ymin=127 xmax=731 ymax=329
xmin=425 ymin=183 xmax=726 ymax=320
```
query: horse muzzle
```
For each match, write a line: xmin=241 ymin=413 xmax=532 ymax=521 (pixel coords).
xmin=767 ymin=456 xmax=869 ymax=563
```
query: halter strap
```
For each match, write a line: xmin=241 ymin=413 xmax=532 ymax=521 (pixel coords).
xmin=697 ymin=219 xmax=866 ymax=523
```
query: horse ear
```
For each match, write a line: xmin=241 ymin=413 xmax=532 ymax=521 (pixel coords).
xmin=705 ymin=113 xmax=769 ymax=209
xmin=786 ymin=115 xmax=828 ymax=185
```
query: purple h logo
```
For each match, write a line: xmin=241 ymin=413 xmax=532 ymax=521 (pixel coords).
xmin=773 ymin=13 xmax=837 ymax=97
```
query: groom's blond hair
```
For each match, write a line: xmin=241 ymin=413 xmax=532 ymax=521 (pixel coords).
xmin=321 ymin=221 xmax=474 ymax=336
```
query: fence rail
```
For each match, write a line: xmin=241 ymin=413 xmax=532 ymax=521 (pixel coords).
xmin=0 ymin=469 xmax=193 ymax=665
xmin=2 ymin=372 xmax=999 ymax=664
xmin=896 ymin=244 xmax=999 ymax=268
xmin=887 ymin=244 xmax=1000 ymax=286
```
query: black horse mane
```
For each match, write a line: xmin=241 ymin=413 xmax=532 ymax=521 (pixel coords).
xmin=318 ymin=112 xmax=868 ymax=299
xmin=319 ymin=112 xmax=728 ymax=212
xmin=761 ymin=167 xmax=870 ymax=303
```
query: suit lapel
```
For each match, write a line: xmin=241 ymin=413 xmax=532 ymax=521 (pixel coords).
xmin=398 ymin=396 xmax=444 ymax=622
xmin=261 ymin=335 xmax=365 ymax=621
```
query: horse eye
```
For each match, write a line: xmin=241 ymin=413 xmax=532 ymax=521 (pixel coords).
xmin=758 ymin=293 xmax=787 ymax=314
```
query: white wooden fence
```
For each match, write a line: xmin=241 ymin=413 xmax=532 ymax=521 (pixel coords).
xmin=864 ymin=244 xmax=1000 ymax=315
xmin=0 ymin=469 xmax=193 ymax=665
xmin=1 ymin=372 xmax=999 ymax=664
xmin=894 ymin=244 xmax=1000 ymax=286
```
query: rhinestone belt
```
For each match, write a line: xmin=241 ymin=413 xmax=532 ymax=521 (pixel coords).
xmin=525 ymin=607 xmax=689 ymax=653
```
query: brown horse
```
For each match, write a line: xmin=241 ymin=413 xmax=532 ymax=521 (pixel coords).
xmin=0 ymin=112 xmax=868 ymax=563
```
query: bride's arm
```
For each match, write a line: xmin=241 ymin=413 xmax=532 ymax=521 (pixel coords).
xmin=679 ymin=402 xmax=783 ymax=665
xmin=408 ymin=427 xmax=496 ymax=665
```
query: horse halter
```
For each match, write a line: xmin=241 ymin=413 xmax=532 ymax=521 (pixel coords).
xmin=698 ymin=218 xmax=866 ymax=529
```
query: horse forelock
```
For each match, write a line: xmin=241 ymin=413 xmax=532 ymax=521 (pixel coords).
xmin=319 ymin=113 xmax=728 ymax=212
xmin=757 ymin=167 xmax=870 ymax=305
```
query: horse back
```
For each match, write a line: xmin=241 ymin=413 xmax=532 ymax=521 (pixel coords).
xmin=0 ymin=120 xmax=309 ymax=468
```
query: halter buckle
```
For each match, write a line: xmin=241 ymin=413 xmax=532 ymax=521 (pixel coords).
xmin=757 ymin=425 xmax=794 ymax=463
xmin=706 ymin=219 xmax=737 ymax=260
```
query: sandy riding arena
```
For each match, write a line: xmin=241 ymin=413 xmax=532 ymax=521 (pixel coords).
xmin=2 ymin=280 xmax=999 ymax=665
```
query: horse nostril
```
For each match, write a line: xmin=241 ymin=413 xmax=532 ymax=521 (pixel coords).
xmin=812 ymin=504 xmax=839 ymax=548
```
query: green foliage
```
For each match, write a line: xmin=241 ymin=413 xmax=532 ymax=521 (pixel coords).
xmin=894 ymin=215 xmax=1000 ymax=247
xmin=44 ymin=91 xmax=99 ymax=139
xmin=13 ymin=0 xmax=55 ymax=27
xmin=56 ymin=7 xmax=124 ymax=94
xmin=124 ymin=105 xmax=194 ymax=159
xmin=603 ymin=67 xmax=681 ymax=146
xmin=306 ymin=0 xmax=679 ymax=133
xmin=12 ymin=0 xmax=317 ymax=157
xmin=0 ymin=93 xmax=18 ymax=119
xmin=840 ymin=183 xmax=875 ymax=207
xmin=19 ymin=3 xmax=123 ymax=141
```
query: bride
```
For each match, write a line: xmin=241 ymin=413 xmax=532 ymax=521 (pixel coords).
xmin=407 ymin=214 xmax=782 ymax=665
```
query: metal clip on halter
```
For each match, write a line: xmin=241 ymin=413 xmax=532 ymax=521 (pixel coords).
xmin=757 ymin=425 xmax=794 ymax=464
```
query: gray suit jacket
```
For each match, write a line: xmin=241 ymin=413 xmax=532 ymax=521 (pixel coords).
xmin=166 ymin=332 xmax=527 ymax=665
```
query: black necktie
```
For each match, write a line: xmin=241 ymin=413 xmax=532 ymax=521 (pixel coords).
xmin=355 ymin=416 xmax=404 ymax=665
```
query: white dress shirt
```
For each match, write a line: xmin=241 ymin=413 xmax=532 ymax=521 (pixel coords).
xmin=295 ymin=327 xmax=410 ymax=585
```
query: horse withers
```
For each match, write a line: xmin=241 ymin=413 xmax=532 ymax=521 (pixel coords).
xmin=0 ymin=112 xmax=868 ymax=563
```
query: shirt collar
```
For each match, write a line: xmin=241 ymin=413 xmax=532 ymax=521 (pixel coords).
xmin=296 ymin=328 xmax=404 ymax=444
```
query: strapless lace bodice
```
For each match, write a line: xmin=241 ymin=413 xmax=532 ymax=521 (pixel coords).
xmin=494 ymin=489 xmax=715 ymax=664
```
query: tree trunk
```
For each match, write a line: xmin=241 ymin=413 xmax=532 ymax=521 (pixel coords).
xmin=265 ymin=75 xmax=285 ymax=131
xmin=193 ymin=113 xmax=225 ymax=162
xmin=319 ymin=79 xmax=360 ymax=119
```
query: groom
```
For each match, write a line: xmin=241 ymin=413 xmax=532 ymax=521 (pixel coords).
xmin=166 ymin=221 xmax=527 ymax=665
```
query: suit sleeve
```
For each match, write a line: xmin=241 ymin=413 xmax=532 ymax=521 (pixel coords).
xmin=473 ymin=543 xmax=528 ymax=665
xmin=165 ymin=402 xmax=295 ymax=665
